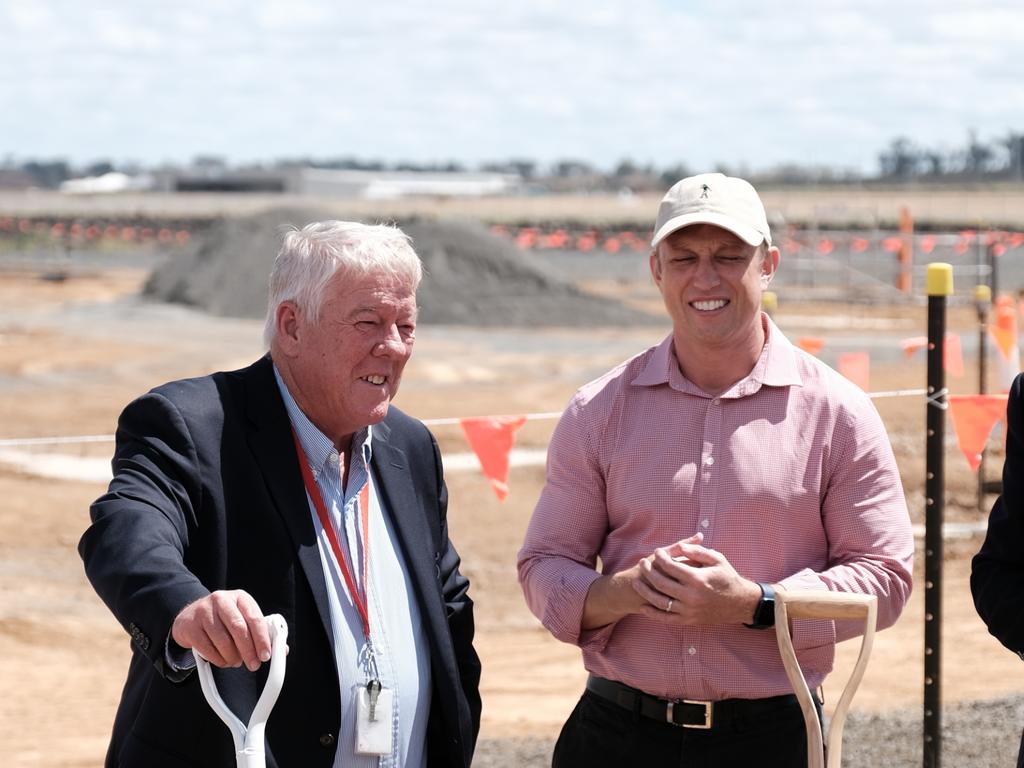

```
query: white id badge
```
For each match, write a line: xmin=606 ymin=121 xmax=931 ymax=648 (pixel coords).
xmin=355 ymin=684 xmax=394 ymax=756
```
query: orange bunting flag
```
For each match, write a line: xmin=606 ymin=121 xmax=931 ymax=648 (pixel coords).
xmin=838 ymin=352 xmax=870 ymax=391
xmin=882 ymin=237 xmax=903 ymax=253
xmin=459 ymin=416 xmax=528 ymax=501
xmin=901 ymin=336 xmax=928 ymax=360
xmin=898 ymin=335 xmax=962 ymax=374
xmin=948 ymin=394 xmax=1008 ymax=471
xmin=991 ymin=297 xmax=1019 ymax=361
xmin=798 ymin=337 xmax=825 ymax=356
xmin=944 ymin=333 xmax=964 ymax=378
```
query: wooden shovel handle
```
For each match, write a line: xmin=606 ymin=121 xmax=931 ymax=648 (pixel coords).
xmin=780 ymin=590 xmax=876 ymax=621
xmin=774 ymin=588 xmax=878 ymax=768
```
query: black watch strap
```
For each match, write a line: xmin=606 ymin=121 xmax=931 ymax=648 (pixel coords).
xmin=744 ymin=582 xmax=776 ymax=629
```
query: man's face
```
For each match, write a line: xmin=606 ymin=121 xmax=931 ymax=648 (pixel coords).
xmin=650 ymin=223 xmax=779 ymax=353
xmin=283 ymin=270 xmax=417 ymax=444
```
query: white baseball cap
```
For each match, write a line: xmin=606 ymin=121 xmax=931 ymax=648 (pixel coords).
xmin=651 ymin=172 xmax=772 ymax=248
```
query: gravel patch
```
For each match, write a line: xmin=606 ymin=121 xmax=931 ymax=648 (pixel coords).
xmin=473 ymin=695 xmax=1024 ymax=767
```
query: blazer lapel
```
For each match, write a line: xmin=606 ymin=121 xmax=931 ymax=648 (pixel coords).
xmin=370 ymin=423 xmax=446 ymax=630
xmin=240 ymin=357 xmax=334 ymax=637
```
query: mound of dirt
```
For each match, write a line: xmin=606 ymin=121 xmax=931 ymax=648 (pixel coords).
xmin=143 ymin=210 xmax=658 ymax=327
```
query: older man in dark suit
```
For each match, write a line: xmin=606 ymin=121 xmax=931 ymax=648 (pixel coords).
xmin=80 ymin=221 xmax=480 ymax=767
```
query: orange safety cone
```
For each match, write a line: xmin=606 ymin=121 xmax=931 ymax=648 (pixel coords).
xmin=992 ymin=295 xmax=1020 ymax=391
xmin=837 ymin=352 xmax=870 ymax=392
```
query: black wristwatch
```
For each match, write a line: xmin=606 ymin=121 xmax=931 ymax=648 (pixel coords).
xmin=744 ymin=582 xmax=776 ymax=629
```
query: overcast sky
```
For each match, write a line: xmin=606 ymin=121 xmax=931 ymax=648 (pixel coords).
xmin=2 ymin=0 xmax=1022 ymax=173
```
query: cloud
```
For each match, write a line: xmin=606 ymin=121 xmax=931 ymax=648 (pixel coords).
xmin=1 ymin=0 xmax=1020 ymax=172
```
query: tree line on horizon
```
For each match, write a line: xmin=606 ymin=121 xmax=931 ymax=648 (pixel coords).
xmin=3 ymin=130 xmax=1022 ymax=192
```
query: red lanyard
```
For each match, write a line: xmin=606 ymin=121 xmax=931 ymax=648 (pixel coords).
xmin=292 ymin=430 xmax=372 ymax=640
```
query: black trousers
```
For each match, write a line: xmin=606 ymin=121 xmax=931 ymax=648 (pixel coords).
xmin=552 ymin=689 xmax=815 ymax=768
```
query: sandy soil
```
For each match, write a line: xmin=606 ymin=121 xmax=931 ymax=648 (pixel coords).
xmin=1 ymin=267 xmax=1022 ymax=767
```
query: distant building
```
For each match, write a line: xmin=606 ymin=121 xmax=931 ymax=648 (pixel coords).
xmin=150 ymin=165 xmax=520 ymax=198
xmin=294 ymin=168 xmax=520 ymax=198
xmin=153 ymin=167 xmax=286 ymax=193
xmin=60 ymin=172 xmax=154 ymax=194
xmin=0 ymin=168 xmax=38 ymax=190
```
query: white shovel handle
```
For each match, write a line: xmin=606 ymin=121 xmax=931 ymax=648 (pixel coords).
xmin=774 ymin=589 xmax=877 ymax=768
xmin=195 ymin=613 xmax=289 ymax=768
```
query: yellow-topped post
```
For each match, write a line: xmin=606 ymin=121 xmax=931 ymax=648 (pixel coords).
xmin=761 ymin=290 xmax=778 ymax=318
xmin=924 ymin=262 xmax=952 ymax=768
xmin=926 ymin=262 xmax=953 ymax=296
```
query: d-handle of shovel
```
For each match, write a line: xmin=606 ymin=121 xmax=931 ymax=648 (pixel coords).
xmin=774 ymin=589 xmax=877 ymax=768
xmin=195 ymin=613 xmax=289 ymax=768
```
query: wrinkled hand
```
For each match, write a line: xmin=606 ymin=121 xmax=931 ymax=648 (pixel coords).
xmin=172 ymin=590 xmax=274 ymax=671
xmin=633 ymin=536 xmax=761 ymax=625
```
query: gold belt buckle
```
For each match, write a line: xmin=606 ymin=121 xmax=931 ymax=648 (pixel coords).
xmin=666 ymin=699 xmax=713 ymax=729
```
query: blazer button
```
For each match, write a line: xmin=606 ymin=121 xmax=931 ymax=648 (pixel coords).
xmin=319 ymin=733 xmax=335 ymax=748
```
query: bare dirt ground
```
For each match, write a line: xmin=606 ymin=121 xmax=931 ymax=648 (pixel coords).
xmin=1 ymin=264 xmax=1023 ymax=766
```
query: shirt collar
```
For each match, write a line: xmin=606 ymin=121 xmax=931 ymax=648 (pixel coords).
xmin=630 ymin=313 xmax=803 ymax=397
xmin=758 ymin=314 xmax=804 ymax=388
xmin=273 ymin=364 xmax=373 ymax=477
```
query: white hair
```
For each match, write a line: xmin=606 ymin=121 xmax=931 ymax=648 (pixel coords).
xmin=263 ymin=220 xmax=422 ymax=348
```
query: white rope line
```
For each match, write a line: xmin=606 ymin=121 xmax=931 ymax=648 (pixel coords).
xmin=421 ymin=411 xmax=563 ymax=427
xmin=868 ymin=388 xmax=928 ymax=399
xmin=0 ymin=389 xmax=947 ymax=448
xmin=926 ymin=387 xmax=950 ymax=411
xmin=0 ymin=434 xmax=115 ymax=447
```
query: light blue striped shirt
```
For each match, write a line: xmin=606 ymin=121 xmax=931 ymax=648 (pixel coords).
xmin=275 ymin=367 xmax=431 ymax=768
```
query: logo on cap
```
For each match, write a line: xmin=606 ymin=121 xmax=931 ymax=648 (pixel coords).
xmin=700 ymin=184 xmax=710 ymax=199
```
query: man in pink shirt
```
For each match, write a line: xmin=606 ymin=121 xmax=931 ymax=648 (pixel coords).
xmin=517 ymin=173 xmax=914 ymax=767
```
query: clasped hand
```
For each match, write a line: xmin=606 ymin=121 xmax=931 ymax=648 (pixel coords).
xmin=632 ymin=532 xmax=761 ymax=625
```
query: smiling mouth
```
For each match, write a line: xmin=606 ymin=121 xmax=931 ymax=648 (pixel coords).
xmin=362 ymin=374 xmax=387 ymax=385
xmin=691 ymin=299 xmax=728 ymax=311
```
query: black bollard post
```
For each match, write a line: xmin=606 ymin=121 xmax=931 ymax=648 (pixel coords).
xmin=975 ymin=285 xmax=991 ymax=512
xmin=987 ymin=241 xmax=999 ymax=305
xmin=924 ymin=263 xmax=952 ymax=768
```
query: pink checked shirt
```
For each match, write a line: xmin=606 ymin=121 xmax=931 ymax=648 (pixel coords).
xmin=517 ymin=316 xmax=914 ymax=701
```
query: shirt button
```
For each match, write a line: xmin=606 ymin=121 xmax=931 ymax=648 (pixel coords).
xmin=688 ymin=646 xmax=696 ymax=655
xmin=701 ymin=519 xmax=709 ymax=528
xmin=328 ymin=450 xmax=339 ymax=464
xmin=712 ymin=398 xmax=721 ymax=405
xmin=705 ymin=456 xmax=715 ymax=466
xmin=319 ymin=733 xmax=336 ymax=747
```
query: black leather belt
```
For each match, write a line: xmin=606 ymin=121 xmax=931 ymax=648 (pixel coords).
xmin=585 ymin=675 xmax=799 ymax=730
